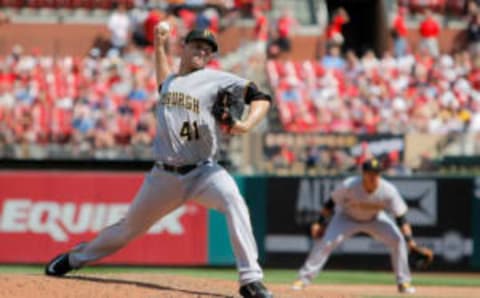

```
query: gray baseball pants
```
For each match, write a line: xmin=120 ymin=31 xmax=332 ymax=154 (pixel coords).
xmin=69 ymin=162 xmax=263 ymax=285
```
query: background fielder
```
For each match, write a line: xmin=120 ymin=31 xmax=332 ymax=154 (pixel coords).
xmin=45 ymin=24 xmax=273 ymax=298
xmin=292 ymin=159 xmax=432 ymax=294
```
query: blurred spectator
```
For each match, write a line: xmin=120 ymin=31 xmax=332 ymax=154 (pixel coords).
xmin=131 ymin=112 xmax=155 ymax=157
xmin=266 ymin=38 xmax=282 ymax=59
xmin=72 ymin=103 xmax=94 ymax=136
xmin=391 ymin=6 xmax=409 ymax=57
xmin=234 ymin=0 xmax=255 ymax=17
xmin=468 ymin=54 xmax=480 ymax=90
xmin=418 ymin=9 xmax=441 ymax=57
xmin=272 ymin=144 xmax=296 ymax=170
xmin=107 ymin=2 xmax=132 ymax=55
xmin=130 ymin=4 xmax=150 ymax=47
xmin=384 ymin=150 xmax=412 ymax=176
xmin=361 ymin=49 xmax=379 ymax=71
xmin=92 ymin=115 xmax=116 ymax=159
xmin=322 ymin=45 xmax=346 ymax=69
xmin=196 ymin=7 xmax=220 ymax=33
xmin=344 ymin=49 xmax=362 ymax=78
xmin=178 ymin=8 xmax=197 ymax=31
xmin=325 ymin=7 xmax=349 ymax=47
xmin=468 ymin=0 xmax=480 ymax=16
xmin=280 ymin=77 xmax=301 ymax=103
xmin=252 ymin=8 xmax=268 ymax=56
xmin=274 ymin=8 xmax=298 ymax=53
xmin=0 ymin=11 xmax=10 ymax=26
xmin=138 ymin=6 xmax=163 ymax=47
xmin=115 ymin=101 xmax=136 ymax=145
xmin=0 ymin=82 xmax=15 ymax=110
xmin=467 ymin=12 xmax=480 ymax=54
xmin=127 ymin=78 xmax=148 ymax=101
xmin=304 ymin=145 xmax=319 ymax=172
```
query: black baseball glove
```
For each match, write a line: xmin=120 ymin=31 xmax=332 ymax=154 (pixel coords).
xmin=211 ymin=88 xmax=244 ymax=128
xmin=409 ymin=244 xmax=434 ymax=270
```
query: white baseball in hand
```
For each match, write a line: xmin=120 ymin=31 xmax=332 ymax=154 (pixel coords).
xmin=157 ymin=21 xmax=170 ymax=33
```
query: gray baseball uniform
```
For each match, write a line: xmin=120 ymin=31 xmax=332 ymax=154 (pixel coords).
xmin=298 ymin=176 xmax=412 ymax=284
xmin=68 ymin=68 xmax=264 ymax=285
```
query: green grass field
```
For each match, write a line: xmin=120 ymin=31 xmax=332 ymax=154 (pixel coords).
xmin=1 ymin=265 xmax=480 ymax=288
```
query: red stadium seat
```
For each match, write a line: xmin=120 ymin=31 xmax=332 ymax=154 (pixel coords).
xmin=129 ymin=100 xmax=146 ymax=121
xmin=266 ymin=60 xmax=279 ymax=86
xmin=2 ymin=0 xmax=24 ymax=8
xmin=69 ymin=0 xmax=94 ymax=9
xmin=293 ymin=61 xmax=305 ymax=80
xmin=29 ymin=0 xmax=58 ymax=9
xmin=55 ymin=0 xmax=71 ymax=9
xmin=92 ymin=0 xmax=111 ymax=9
xmin=274 ymin=60 xmax=287 ymax=78
xmin=445 ymin=0 xmax=466 ymax=15
xmin=403 ymin=0 xmax=447 ymax=13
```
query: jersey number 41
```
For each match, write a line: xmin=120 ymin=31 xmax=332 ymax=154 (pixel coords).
xmin=180 ymin=121 xmax=200 ymax=141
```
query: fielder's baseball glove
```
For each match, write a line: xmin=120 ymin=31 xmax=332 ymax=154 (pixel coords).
xmin=212 ymin=88 xmax=244 ymax=128
xmin=409 ymin=245 xmax=434 ymax=270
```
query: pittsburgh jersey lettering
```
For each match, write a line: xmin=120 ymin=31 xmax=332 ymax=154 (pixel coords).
xmin=161 ymin=92 xmax=200 ymax=114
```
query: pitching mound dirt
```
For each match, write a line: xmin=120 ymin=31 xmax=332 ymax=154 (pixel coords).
xmin=1 ymin=273 xmax=479 ymax=298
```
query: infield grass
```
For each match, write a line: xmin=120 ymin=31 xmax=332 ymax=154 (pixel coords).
xmin=1 ymin=265 xmax=479 ymax=288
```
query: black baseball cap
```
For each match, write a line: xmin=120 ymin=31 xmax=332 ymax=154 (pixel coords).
xmin=184 ymin=29 xmax=218 ymax=52
xmin=362 ymin=158 xmax=383 ymax=173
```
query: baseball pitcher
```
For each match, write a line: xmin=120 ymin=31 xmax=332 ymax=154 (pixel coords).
xmin=45 ymin=25 xmax=273 ymax=298
xmin=292 ymin=159 xmax=433 ymax=294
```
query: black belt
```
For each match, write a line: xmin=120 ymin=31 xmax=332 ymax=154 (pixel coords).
xmin=156 ymin=161 xmax=207 ymax=175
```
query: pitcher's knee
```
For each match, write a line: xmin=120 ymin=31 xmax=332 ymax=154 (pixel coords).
xmin=115 ymin=221 xmax=143 ymax=244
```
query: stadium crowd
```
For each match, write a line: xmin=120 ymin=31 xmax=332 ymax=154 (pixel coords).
xmin=0 ymin=0 xmax=265 ymax=159
xmin=1 ymin=1 xmax=480 ymax=176
xmin=264 ymin=4 xmax=480 ymax=175
xmin=268 ymin=48 xmax=479 ymax=135
xmin=0 ymin=44 xmax=161 ymax=159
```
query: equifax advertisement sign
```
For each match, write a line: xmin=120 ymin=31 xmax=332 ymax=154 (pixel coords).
xmin=0 ymin=171 xmax=207 ymax=265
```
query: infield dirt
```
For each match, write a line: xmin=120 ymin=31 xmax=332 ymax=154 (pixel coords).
xmin=1 ymin=273 xmax=479 ymax=297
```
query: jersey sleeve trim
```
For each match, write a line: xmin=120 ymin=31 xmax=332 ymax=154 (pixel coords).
xmin=244 ymin=82 xmax=272 ymax=104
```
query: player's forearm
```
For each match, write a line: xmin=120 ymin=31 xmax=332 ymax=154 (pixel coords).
xmin=242 ymin=99 xmax=270 ymax=131
xmin=154 ymin=21 xmax=172 ymax=84
xmin=154 ymin=44 xmax=171 ymax=84
xmin=396 ymin=214 xmax=415 ymax=244
xmin=400 ymin=223 xmax=416 ymax=248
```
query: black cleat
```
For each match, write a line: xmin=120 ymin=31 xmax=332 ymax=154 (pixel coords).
xmin=45 ymin=253 xmax=73 ymax=276
xmin=239 ymin=281 xmax=273 ymax=298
